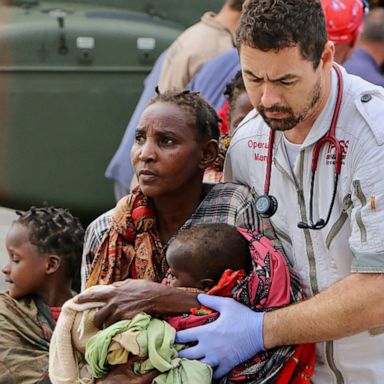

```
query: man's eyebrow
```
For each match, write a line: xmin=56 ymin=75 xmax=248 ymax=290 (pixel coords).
xmin=270 ymin=74 xmax=298 ymax=82
xmin=243 ymin=69 xmax=260 ymax=79
xmin=243 ymin=69 xmax=298 ymax=82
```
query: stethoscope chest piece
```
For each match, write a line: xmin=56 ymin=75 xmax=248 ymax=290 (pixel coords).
xmin=255 ymin=194 xmax=278 ymax=218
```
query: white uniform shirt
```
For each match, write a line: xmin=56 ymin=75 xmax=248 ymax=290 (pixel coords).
xmin=224 ymin=65 xmax=384 ymax=383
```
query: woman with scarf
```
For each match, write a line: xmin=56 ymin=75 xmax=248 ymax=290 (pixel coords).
xmin=77 ymin=89 xmax=264 ymax=382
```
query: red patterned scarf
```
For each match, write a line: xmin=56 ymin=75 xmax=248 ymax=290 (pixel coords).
xmin=86 ymin=189 xmax=166 ymax=288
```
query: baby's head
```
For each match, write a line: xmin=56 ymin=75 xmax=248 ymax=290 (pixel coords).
xmin=166 ymin=223 xmax=250 ymax=291
xmin=2 ymin=205 xmax=84 ymax=298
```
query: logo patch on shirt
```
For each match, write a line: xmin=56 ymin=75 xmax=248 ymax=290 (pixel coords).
xmin=248 ymin=140 xmax=269 ymax=162
xmin=326 ymin=140 xmax=349 ymax=165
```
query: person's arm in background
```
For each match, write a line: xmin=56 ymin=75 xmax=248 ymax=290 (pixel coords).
xmin=157 ymin=43 xmax=194 ymax=91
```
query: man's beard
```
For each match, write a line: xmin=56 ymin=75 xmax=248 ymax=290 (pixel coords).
xmin=257 ymin=79 xmax=321 ymax=132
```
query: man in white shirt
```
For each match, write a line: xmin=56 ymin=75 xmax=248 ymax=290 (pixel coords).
xmin=176 ymin=1 xmax=384 ymax=382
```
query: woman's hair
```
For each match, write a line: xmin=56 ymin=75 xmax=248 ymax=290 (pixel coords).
xmin=148 ymin=88 xmax=221 ymax=141
xmin=236 ymin=0 xmax=328 ymax=69
xmin=224 ymin=71 xmax=247 ymax=116
xmin=15 ymin=205 xmax=84 ymax=289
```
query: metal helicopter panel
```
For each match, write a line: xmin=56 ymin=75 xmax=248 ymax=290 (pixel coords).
xmin=41 ymin=0 xmax=224 ymax=29
xmin=0 ymin=1 xmax=183 ymax=221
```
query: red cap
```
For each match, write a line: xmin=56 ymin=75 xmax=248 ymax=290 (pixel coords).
xmin=322 ymin=0 xmax=365 ymax=43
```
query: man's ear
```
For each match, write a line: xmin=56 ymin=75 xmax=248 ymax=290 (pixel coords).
xmin=46 ymin=255 xmax=61 ymax=275
xmin=199 ymin=139 xmax=219 ymax=170
xmin=321 ymin=41 xmax=335 ymax=69
xmin=200 ymin=278 xmax=216 ymax=292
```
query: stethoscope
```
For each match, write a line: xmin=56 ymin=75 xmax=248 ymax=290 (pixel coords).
xmin=255 ymin=64 xmax=344 ymax=230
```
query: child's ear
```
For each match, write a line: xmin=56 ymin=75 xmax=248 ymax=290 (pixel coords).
xmin=46 ymin=255 xmax=61 ymax=275
xmin=199 ymin=139 xmax=219 ymax=170
xmin=200 ymin=278 xmax=216 ymax=292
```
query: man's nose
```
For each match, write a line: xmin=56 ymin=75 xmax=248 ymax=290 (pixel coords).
xmin=260 ymin=83 xmax=282 ymax=109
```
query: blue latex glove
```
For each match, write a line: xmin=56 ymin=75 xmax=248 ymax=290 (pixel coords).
xmin=176 ymin=294 xmax=265 ymax=380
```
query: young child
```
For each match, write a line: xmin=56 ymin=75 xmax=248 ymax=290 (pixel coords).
xmin=166 ymin=223 xmax=250 ymax=291
xmin=224 ymin=70 xmax=253 ymax=135
xmin=0 ymin=205 xmax=84 ymax=384
xmin=165 ymin=223 xmax=316 ymax=384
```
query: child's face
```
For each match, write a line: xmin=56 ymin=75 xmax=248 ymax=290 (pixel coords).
xmin=2 ymin=224 xmax=48 ymax=299
xmin=167 ymin=265 xmax=200 ymax=288
xmin=166 ymin=242 xmax=201 ymax=289
xmin=229 ymin=91 xmax=253 ymax=134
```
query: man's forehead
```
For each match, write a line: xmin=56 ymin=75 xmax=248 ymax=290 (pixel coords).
xmin=239 ymin=44 xmax=310 ymax=79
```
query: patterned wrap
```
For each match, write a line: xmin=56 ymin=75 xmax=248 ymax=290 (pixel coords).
xmin=0 ymin=293 xmax=54 ymax=384
xmin=85 ymin=190 xmax=167 ymax=288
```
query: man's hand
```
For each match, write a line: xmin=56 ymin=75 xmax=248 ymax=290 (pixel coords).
xmin=75 ymin=279 xmax=199 ymax=328
xmin=176 ymin=294 xmax=265 ymax=380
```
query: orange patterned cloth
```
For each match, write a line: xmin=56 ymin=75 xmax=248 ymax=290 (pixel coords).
xmin=86 ymin=189 xmax=166 ymax=288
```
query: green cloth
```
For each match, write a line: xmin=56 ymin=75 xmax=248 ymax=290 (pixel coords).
xmin=0 ymin=293 xmax=54 ymax=384
xmin=85 ymin=314 xmax=151 ymax=377
xmin=85 ymin=313 xmax=212 ymax=383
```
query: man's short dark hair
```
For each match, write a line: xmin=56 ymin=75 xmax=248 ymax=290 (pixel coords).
xmin=236 ymin=0 xmax=328 ymax=68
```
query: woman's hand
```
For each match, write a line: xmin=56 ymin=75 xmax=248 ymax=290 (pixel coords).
xmin=75 ymin=279 xmax=199 ymax=327
xmin=95 ymin=360 xmax=159 ymax=384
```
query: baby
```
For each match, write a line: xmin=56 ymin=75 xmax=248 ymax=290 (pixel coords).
xmin=165 ymin=223 xmax=316 ymax=384
xmin=166 ymin=223 xmax=250 ymax=291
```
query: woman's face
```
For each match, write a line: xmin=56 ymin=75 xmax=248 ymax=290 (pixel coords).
xmin=131 ymin=102 xmax=208 ymax=198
